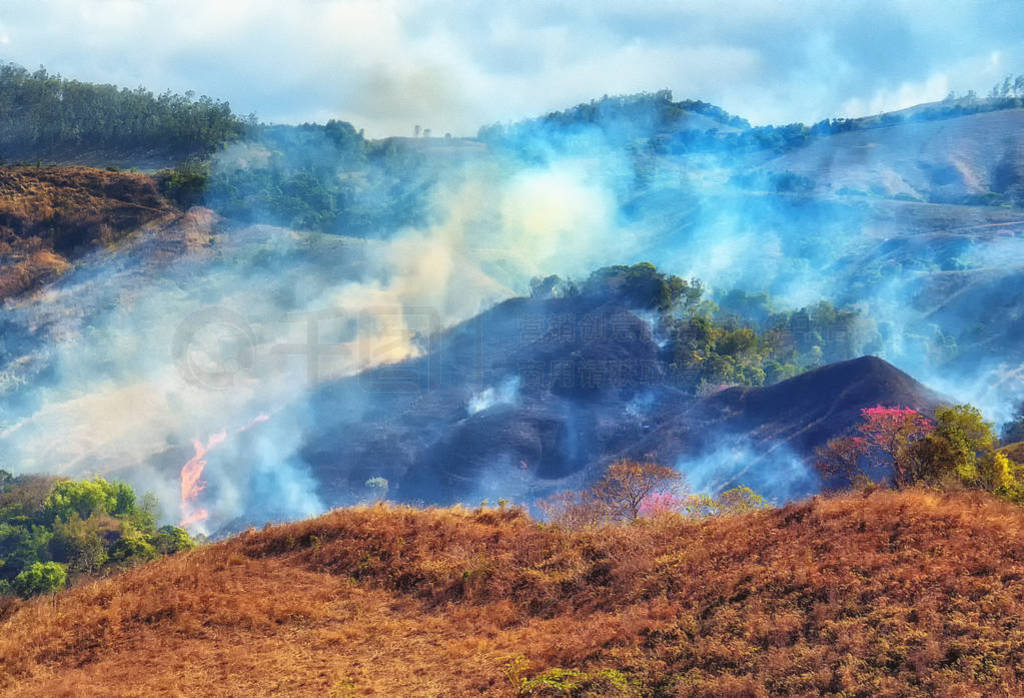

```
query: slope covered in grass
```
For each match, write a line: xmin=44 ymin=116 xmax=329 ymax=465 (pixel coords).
xmin=3 ymin=489 xmax=1024 ymax=696
xmin=0 ymin=166 xmax=177 ymax=300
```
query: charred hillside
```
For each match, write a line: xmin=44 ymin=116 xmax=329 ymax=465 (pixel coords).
xmin=4 ymin=489 xmax=1024 ymax=695
xmin=300 ymin=263 xmax=944 ymax=509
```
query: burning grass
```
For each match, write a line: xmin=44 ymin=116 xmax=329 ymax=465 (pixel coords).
xmin=4 ymin=489 xmax=1024 ymax=695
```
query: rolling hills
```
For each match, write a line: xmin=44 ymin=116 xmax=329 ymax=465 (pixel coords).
xmin=2 ymin=81 xmax=1024 ymax=533
xmin=4 ymin=489 xmax=1024 ymax=695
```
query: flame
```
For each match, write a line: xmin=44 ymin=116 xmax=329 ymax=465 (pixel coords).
xmin=178 ymin=508 xmax=209 ymax=529
xmin=238 ymin=413 xmax=270 ymax=432
xmin=177 ymin=414 xmax=272 ymax=531
xmin=179 ymin=428 xmax=227 ymax=529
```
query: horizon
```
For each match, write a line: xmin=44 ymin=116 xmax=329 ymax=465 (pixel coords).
xmin=0 ymin=0 xmax=1022 ymax=137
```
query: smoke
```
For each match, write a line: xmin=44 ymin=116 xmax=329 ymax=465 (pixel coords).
xmin=676 ymin=436 xmax=821 ymax=504
xmin=0 ymin=135 xmax=644 ymax=532
xmin=467 ymin=376 xmax=521 ymax=415
xmin=3 ymin=93 xmax=1024 ymax=530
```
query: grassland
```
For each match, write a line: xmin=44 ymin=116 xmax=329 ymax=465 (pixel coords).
xmin=3 ymin=488 xmax=1024 ymax=696
xmin=0 ymin=166 xmax=176 ymax=300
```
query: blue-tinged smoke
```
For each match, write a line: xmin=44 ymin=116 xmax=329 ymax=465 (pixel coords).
xmin=676 ymin=437 xmax=822 ymax=505
xmin=2 ymin=91 xmax=1024 ymax=530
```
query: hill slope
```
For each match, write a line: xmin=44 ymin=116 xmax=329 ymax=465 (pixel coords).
xmin=0 ymin=166 xmax=178 ymax=300
xmin=4 ymin=490 xmax=1024 ymax=695
xmin=758 ymin=107 xmax=1024 ymax=204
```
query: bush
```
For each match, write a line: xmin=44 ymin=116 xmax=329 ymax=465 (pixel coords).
xmin=12 ymin=561 xmax=66 ymax=598
xmin=0 ymin=472 xmax=189 ymax=595
xmin=48 ymin=513 xmax=108 ymax=573
xmin=109 ymin=532 xmax=158 ymax=564
xmin=152 ymin=525 xmax=195 ymax=555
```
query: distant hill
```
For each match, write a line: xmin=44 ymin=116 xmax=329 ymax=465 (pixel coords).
xmin=4 ymin=489 xmax=1024 ymax=695
xmin=754 ymin=107 xmax=1024 ymax=205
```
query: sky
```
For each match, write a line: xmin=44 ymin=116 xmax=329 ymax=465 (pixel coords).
xmin=0 ymin=0 xmax=1021 ymax=138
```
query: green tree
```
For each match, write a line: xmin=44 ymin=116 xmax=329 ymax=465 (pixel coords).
xmin=12 ymin=561 xmax=66 ymax=598
xmin=583 ymin=263 xmax=701 ymax=313
xmin=913 ymin=404 xmax=1007 ymax=490
xmin=42 ymin=477 xmax=117 ymax=522
xmin=152 ymin=525 xmax=194 ymax=555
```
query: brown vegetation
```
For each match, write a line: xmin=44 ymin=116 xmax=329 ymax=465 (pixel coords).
xmin=541 ymin=459 xmax=686 ymax=525
xmin=3 ymin=489 xmax=1024 ymax=695
xmin=0 ymin=166 xmax=176 ymax=300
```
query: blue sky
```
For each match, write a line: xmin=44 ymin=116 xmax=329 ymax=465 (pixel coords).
xmin=0 ymin=0 xmax=1021 ymax=137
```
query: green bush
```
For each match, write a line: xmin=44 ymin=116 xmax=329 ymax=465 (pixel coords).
xmin=0 ymin=472 xmax=192 ymax=596
xmin=109 ymin=532 xmax=158 ymax=564
xmin=152 ymin=525 xmax=195 ymax=555
xmin=12 ymin=561 xmax=66 ymax=598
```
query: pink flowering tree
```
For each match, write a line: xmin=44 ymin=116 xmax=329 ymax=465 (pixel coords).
xmin=638 ymin=491 xmax=689 ymax=518
xmin=815 ymin=405 xmax=934 ymax=488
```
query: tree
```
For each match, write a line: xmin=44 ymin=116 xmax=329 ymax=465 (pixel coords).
xmin=152 ymin=525 xmax=194 ymax=555
xmin=816 ymin=403 xmax=1021 ymax=496
xmin=12 ymin=561 xmax=66 ymax=598
xmin=815 ymin=406 xmax=934 ymax=488
xmin=911 ymin=404 xmax=1008 ymax=491
xmin=815 ymin=435 xmax=871 ymax=487
xmin=42 ymin=477 xmax=117 ymax=522
xmin=591 ymin=459 xmax=685 ymax=521
xmin=858 ymin=406 xmax=935 ymax=487
xmin=583 ymin=263 xmax=701 ymax=313
xmin=41 ymin=476 xmax=147 ymax=525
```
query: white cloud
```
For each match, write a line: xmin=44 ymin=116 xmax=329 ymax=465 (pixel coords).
xmin=0 ymin=0 xmax=1021 ymax=135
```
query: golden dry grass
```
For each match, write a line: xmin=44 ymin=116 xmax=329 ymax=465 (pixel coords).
xmin=4 ymin=489 xmax=1024 ymax=696
xmin=0 ymin=166 xmax=176 ymax=299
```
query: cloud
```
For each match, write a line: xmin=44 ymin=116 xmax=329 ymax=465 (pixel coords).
xmin=0 ymin=1 xmax=1022 ymax=135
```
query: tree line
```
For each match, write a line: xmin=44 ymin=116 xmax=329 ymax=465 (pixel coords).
xmin=0 ymin=63 xmax=250 ymax=160
xmin=0 ymin=471 xmax=194 ymax=599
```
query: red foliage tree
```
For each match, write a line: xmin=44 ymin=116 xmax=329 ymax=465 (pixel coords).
xmin=816 ymin=405 xmax=934 ymax=488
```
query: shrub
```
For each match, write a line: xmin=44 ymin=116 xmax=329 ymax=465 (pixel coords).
xmin=152 ymin=525 xmax=195 ymax=556
xmin=109 ymin=532 xmax=158 ymax=564
xmin=12 ymin=561 xmax=66 ymax=598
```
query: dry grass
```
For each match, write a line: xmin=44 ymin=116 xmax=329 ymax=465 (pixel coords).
xmin=0 ymin=166 xmax=176 ymax=299
xmin=4 ymin=490 xmax=1024 ymax=696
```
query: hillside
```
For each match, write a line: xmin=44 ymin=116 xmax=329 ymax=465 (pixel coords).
xmin=0 ymin=166 xmax=178 ymax=300
xmin=304 ymin=280 xmax=940 ymax=506
xmin=3 ymin=489 xmax=1024 ymax=695
xmin=756 ymin=107 xmax=1024 ymax=204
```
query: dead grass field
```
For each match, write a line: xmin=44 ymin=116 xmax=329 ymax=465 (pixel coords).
xmin=4 ymin=489 xmax=1024 ymax=696
xmin=0 ymin=166 xmax=176 ymax=300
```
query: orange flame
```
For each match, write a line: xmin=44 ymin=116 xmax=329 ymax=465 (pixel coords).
xmin=238 ymin=413 xmax=270 ymax=432
xmin=179 ymin=429 xmax=227 ymax=529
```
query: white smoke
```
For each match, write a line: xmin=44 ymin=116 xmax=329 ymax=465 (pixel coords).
xmin=467 ymin=376 xmax=522 ymax=415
